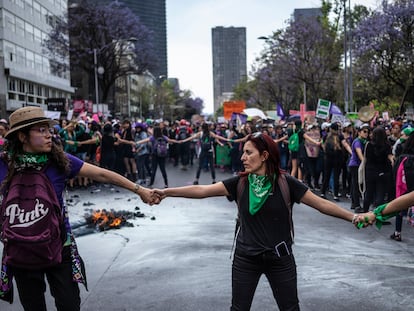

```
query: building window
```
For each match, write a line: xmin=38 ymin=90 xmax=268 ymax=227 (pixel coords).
xmin=25 ymin=0 xmax=33 ymax=15
xmin=37 ymin=85 xmax=43 ymax=96
xmin=16 ymin=46 xmax=25 ymax=65
xmin=35 ymin=53 xmax=42 ymax=71
xmin=33 ymin=1 xmax=41 ymax=20
xmin=18 ymin=80 xmax=25 ymax=93
xmin=8 ymin=79 xmax=16 ymax=92
xmin=4 ymin=11 xmax=15 ymax=33
xmin=43 ymin=56 xmax=50 ymax=74
xmin=16 ymin=16 xmax=25 ymax=37
xmin=15 ymin=0 xmax=24 ymax=9
xmin=25 ymin=22 xmax=34 ymax=41
xmin=41 ymin=6 xmax=48 ymax=24
xmin=28 ymin=82 xmax=34 ymax=94
xmin=4 ymin=42 xmax=15 ymax=62
xmin=26 ymin=50 xmax=34 ymax=68
xmin=34 ymin=28 xmax=41 ymax=43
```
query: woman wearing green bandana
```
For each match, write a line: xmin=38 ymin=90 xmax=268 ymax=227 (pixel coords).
xmin=154 ymin=132 xmax=359 ymax=311
xmin=0 ymin=107 xmax=157 ymax=310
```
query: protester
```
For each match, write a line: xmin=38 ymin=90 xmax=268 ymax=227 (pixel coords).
xmin=348 ymin=123 xmax=370 ymax=210
xmin=0 ymin=107 xmax=157 ymax=310
xmin=153 ymin=132 xmax=359 ymax=310
xmin=180 ymin=123 xmax=232 ymax=185
xmin=320 ymin=123 xmax=345 ymax=201
xmin=359 ymin=127 xmax=393 ymax=213
xmin=129 ymin=125 xmax=180 ymax=188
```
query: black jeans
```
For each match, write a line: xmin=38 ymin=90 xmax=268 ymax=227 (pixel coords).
xmin=196 ymin=151 xmax=216 ymax=180
xmin=231 ymin=250 xmax=299 ymax=311
xmin=11 ymin=247 xmax=80 ymax=311
xmin=150 ymin=154 xmax=168 ymax=186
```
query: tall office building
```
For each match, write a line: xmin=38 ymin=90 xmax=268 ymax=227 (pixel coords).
xmin=100 ymin=0 xmax=167 ymax=79
xmin=0 ymin=0 xmax=73 ymax=117
xmin=212 ymin=26 xmax=246 ymax=113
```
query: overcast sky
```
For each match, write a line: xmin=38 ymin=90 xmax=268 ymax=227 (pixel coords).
xmin=166 ymin=0 xmax=381 ymax=114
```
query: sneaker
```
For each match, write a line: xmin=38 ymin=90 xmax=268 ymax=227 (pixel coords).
xmin=320 ymin=194 xmax=326 ymax=198
xmin=193 ymin=181 xmax=199 ymax=185
xmin=164 ymin=185 xmax=168 ymax=188
xmin=333 ymin=196 xmax=340 ymax=201
xmin=390 ymin=232 xmax=402 ymax=241
xmin=212 ymin=180 xmax=216 ymax=184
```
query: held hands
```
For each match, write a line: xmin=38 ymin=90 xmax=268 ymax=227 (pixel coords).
xmin=352 ymin=212 xmax=376 ymax=229
xmin=136 ymin=187 xmax=168 ymax=205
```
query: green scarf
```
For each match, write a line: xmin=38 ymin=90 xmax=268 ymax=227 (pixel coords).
xmin=15 ymin=152 xmax=49 ymax=171
xmin=248 ymin=174 xmax=274 ymax=215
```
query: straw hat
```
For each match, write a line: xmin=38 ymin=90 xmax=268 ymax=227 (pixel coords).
xmin=5 ymin=106 xmax=57 ymax=138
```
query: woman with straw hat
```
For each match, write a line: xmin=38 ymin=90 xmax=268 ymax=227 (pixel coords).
xmin=0 ymin=107 xmax=157 ymax=310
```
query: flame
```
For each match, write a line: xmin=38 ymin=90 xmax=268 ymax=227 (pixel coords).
xmin=110 ymin=218 xmax=122 ymax=227
xmin=90 ymin=210 xmax=122 ymax=228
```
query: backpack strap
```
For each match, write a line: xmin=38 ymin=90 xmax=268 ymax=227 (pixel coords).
xmin=278 ymin=173 xmax=293 ymax=241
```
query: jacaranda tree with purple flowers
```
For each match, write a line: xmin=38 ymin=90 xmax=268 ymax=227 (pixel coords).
xmin=44 ymin=0 xmax=156 ymax=106
xmin=353 ymin=0 xmax=414 ymax=114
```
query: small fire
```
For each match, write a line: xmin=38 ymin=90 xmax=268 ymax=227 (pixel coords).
xmin=85 ymin=209 xmax=139 ymax=231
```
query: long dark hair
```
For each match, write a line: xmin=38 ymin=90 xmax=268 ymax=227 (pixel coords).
xmin=1 ymin=126 xmax=70 ymax=190
xmin=242 ymin=133 xmax=282 ymax=182
xmin=152 ymin=126 xmax=163 ymax=139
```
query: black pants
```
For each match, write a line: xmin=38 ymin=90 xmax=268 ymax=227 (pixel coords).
xmin=349 ymin=166 xmax=361 ymax=208
xmin=196 ymin=151 xmax=216 ymax=180
xmin=11 ymin=247 xmax=80 ymax=311
xmin=231 ymin=250 xmax=299 ymax=311
xmin=150 ymin=154 xmax=168 ymax=186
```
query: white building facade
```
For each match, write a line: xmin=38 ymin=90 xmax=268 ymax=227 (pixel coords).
xmin=0 ymin=0 xmax=73 ymax=117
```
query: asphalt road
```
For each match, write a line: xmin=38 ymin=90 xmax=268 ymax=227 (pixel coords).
xmin=2 ymin=160 xmax=414 ymax=310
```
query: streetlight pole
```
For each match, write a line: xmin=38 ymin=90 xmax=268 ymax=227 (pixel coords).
xmin=93 ymin=48 xmax=99 ymax=112
xmin=127 ymin=75 xmax=131 ymax=117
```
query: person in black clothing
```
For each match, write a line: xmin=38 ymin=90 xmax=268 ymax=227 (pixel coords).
xmin=180 ymin=123 xmax=230 ymax=185
xmin=320 ymin=123 xmax=344 ymax=201
xmin=128 ymin=125 xmax=179 ymax=188
xmin=100 ymin=123 xmax=118 ymax=171
xmin=358 ymin=127 xmax=394 ymax=213
xmin=153 ymin=133 xmax=359 ymax=311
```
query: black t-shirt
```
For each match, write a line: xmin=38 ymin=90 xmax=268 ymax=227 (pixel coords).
xmin=223 ymin=174 xmax=308 ymax=256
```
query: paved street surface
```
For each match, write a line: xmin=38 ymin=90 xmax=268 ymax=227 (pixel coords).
xmin=2 ymin=161 xmax=414 ymax=310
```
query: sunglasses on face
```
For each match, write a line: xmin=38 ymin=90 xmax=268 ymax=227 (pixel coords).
xmin=30 ymin=127 xmax=54 ymax=136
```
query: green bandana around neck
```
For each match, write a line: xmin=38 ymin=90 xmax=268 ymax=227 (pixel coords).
xmin=15 ymin=152 xmax=49 ymax=171
xmin=248 ymin=174 xmax=274 ymax=215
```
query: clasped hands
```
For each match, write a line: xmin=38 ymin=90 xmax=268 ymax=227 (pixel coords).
xmin=352 ymin=211 xmax=376 ymax=229
xmin=136 ymin=187 xmax=168 ymax=205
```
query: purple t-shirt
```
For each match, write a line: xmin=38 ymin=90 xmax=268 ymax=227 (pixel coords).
xmin=348 ymin=138 xmax=364 ymax=167
xmin=0 ymin=153 xmax=84 ymax=207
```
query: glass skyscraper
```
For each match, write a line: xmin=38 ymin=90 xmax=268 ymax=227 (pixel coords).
xmin=212 ymin=26 xmax=247 ymax=113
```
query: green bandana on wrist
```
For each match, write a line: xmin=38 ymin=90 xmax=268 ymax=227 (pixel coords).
xmin=372 ymin=203 xmax=399 ymax=229
xmin=248 ymin=174 xmax=274 ymax=215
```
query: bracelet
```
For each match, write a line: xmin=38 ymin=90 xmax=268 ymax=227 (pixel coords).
xmin=351 ymin=214 xmax=358 ymax=224
xmin=134 ymin=183 xmax=140 ymax=194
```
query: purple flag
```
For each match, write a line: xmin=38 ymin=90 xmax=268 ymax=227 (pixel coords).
xmin=231 ymin=113 xmax=247 ymax=127
xmin=330 ymin=103 xmax=342 ymax=115
xmin=276 ymin=103 xmax=285 ymax=119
